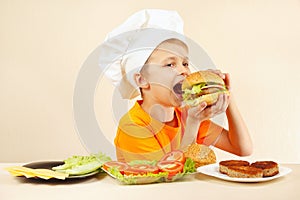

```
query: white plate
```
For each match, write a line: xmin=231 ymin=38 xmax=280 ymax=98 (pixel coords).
xmin=197 ymin=163 xmax=292 ymax=182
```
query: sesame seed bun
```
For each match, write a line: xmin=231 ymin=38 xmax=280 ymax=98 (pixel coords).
xmin=184 ymin=143 xmax=216 ymax=168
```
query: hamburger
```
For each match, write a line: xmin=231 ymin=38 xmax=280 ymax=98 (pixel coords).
xmin=181 ymin=71 xmax=229 ymax=106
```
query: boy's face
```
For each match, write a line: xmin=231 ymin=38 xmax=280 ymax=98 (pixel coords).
xmin=140 ymin=40 xmax=191 ymax=107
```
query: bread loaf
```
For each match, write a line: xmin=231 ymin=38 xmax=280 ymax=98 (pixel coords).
xmin=184 ymin=144 xmax=216 ymax=168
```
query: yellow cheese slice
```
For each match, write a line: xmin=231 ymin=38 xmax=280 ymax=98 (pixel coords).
xmin=5 ymin=166 xmax=69 ymax=180
xmin=34 ymin=169 xmax=69 ymax=180
xmin=5 ymin=166 xmax=36 ymax=178
xmin=5 ymin=169 xmax=25 ymax=177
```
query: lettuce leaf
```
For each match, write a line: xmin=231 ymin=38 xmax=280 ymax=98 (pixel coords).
xmin=191 ymin=83 xmax=206 ymax=94
xmin=183 ymin=83 xmax=206 ymax=99
xmin=52 ymin=152 xmax=111 ymax=175
xmin=183 ymin=157 xmax=196 ymax=174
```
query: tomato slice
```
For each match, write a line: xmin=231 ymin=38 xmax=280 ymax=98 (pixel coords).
xmin=160 ymin=150 xmax=186 ymax=164
xmin=157 ymin=161 xmax=184 ymax=178
xmin=102 ymin=161 xmax=129 ymax=174
xmin=123 ymin=164 xmax=159 ymax=176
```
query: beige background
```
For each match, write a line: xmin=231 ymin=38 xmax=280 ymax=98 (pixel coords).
xmin=1 ymin=0 xmax=299 ymax=163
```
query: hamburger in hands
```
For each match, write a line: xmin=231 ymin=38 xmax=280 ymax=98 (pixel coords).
xmin=181 ymin=71 xmax=229 ymax=106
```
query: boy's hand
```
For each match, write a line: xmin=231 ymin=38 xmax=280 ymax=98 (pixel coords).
xmin=207 ymin=69 xmax=231 ymax=92
xmin=187 ymin=93 xmax=230 ymax=122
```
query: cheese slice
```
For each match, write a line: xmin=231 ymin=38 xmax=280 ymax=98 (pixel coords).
xmin=6 ymin=169 xmax=27 ymax=177
xmin=5 ymin=166 xmax=36 ymax=178
xmin=5 ymin=166 xmax=69 ymax=180
xmin=34 ymin=169 xmax=69 ymax=180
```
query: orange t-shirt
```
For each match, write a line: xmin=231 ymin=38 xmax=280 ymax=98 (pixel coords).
xmin=114 ymin=100 xmax=222 ymax=162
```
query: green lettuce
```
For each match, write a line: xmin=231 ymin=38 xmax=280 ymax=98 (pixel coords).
xmin=191 ymin=83 xmax=206 ymax=94
xmin=183 ymin=83 xmax=206 ymax=99
xmin=183 ymin=157 xmax=196 ymax=173
xmin=52 ymin=152 xmax=111 ymax=175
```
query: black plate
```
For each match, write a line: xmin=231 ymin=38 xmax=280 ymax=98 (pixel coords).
xmin=23 ymin=161 xmax=101 ymax=179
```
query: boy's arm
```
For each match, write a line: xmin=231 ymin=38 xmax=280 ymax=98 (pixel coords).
xmin=181 ymin=95 xmax=252 ymax=156
xmin=201 ymin=71 xmax=252 ymax=156
xmin=180 ymin=116 xmax=201 ymax=149
xmin=214 ymin=96 xmax=253 ymax=156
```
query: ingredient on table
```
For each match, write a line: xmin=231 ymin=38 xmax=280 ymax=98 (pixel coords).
xmin=123 ymin=164 xmax=159 ymax=176
xmin=157 ymin=161 xmax=184 ymax=178
xmin=102 ymin=161 xmax=129 ymax=175
xmin=103 ymin=150 xmax=196 ymax=184
xmin=219 ymin=160 xmax=279 ymax=178
xmin=5 ymin=166 xmax=69 ymax=180
xmin=184 ymin=143 xmax=216 ymax=167
xmin=160 ymin=150 xmax=186 ymax=164
xmin=52 ymin=152 xmax=111 ymax=175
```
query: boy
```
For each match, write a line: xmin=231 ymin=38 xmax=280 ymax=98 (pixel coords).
xmin=114 ymin=38 xmax=252 ymax=162
xmin=100 ymin=9 xmax=252 ymax=162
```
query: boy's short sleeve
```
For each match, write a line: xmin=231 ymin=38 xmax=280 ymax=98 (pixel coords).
xmin=196 ymin=120 xmax=223 ymax=145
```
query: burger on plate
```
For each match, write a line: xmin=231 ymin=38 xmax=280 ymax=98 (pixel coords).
xmin=181 ymin=71 xmax=229 ymax=106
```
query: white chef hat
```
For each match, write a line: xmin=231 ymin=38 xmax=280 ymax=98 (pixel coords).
xmin=99 ymin=9 xmax=187 ymax=99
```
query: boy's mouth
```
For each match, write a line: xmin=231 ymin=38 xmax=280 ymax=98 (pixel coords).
xmin=173 ymin=81 xmax=183 ymax=95
xmin=173 ymin=81 xmax=183 ymax=101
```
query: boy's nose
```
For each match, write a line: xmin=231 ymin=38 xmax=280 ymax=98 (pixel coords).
xmin=177 ymin=64 xmax=189 ymax=76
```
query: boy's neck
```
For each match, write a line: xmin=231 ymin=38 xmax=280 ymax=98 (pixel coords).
xmin=141 ymin=101 xmax=175 ymax=123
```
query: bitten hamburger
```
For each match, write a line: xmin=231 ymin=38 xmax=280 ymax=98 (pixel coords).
xmin=181 ymin=71 xmax=229 ymax=106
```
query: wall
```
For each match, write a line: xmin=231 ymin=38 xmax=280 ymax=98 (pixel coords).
xmin=1 ymin=0 xmax=299 ymax=163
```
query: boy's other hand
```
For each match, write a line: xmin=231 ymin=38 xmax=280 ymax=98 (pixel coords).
xmin=207 ymin=69 xmax=231 ymax=92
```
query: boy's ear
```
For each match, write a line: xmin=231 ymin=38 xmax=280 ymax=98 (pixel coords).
xmin=134 ymin=73 xmax=149 ymax=89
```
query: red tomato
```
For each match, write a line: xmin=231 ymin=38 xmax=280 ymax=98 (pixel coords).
xmin=160 ymin=150 xmax=186 ymax=164
xmin=102 ymin=161 xmax=129 ymax=174
xmin=157 ymin=161 xmax=184 ymax=178
xmin=123 ymin=164 xmax=159 ymax=176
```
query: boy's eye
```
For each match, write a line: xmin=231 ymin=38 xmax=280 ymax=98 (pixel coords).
xmin=183 ymin=62 xmax=189 ymax=67
xmin=165 ymin=63 xmax=175 ymax=67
